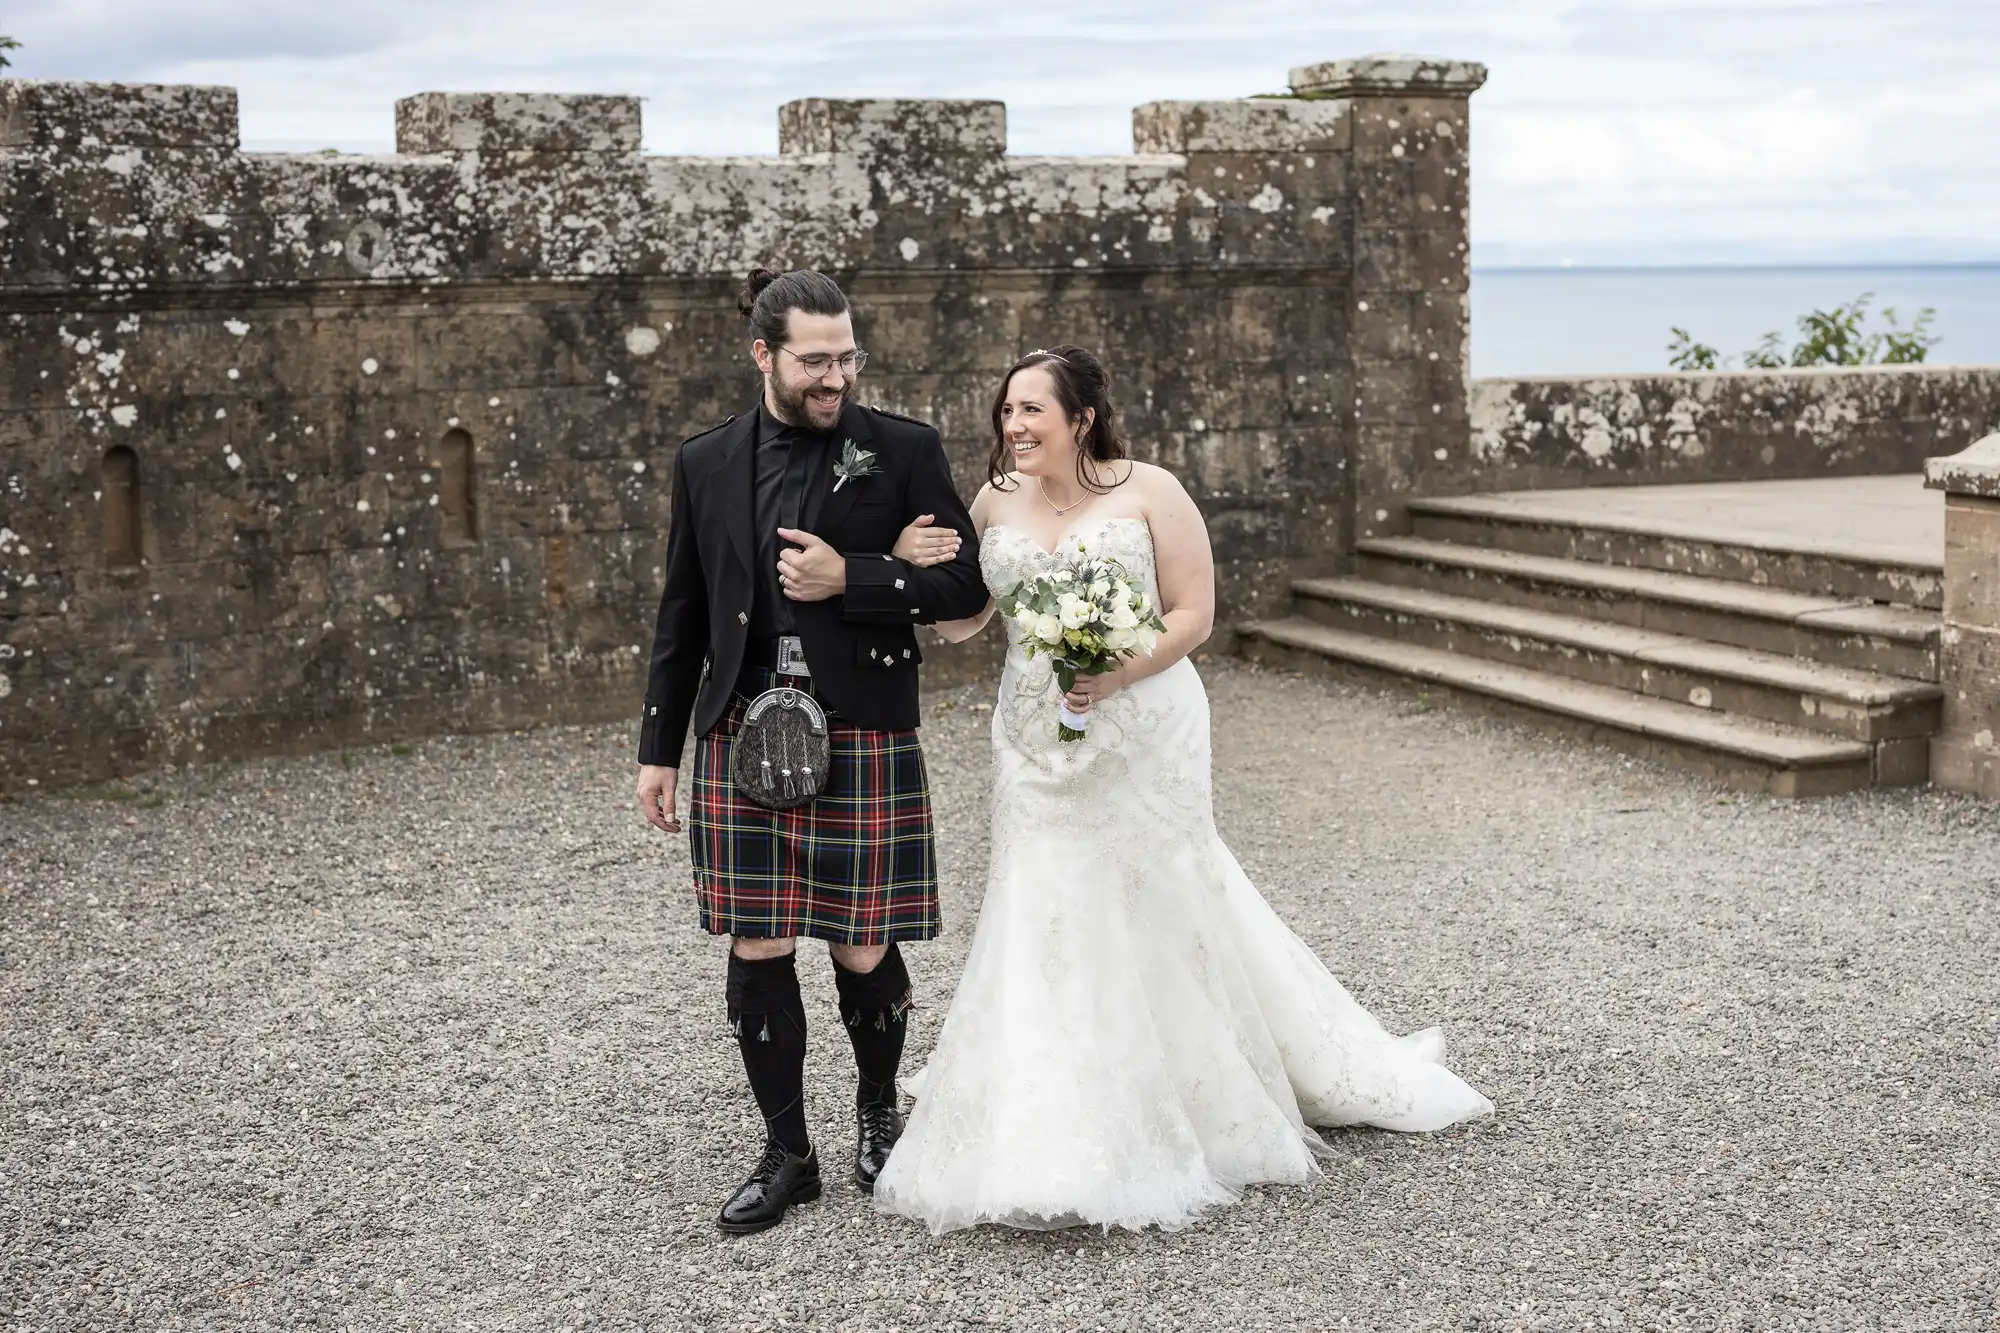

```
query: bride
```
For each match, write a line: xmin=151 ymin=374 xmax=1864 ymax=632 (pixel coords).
xmin=873 ymin=346 xmax=1492 ymax=1235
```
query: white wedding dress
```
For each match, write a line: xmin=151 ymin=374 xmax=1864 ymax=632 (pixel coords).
xmin=873 ymin=517 xmax=1493 ymax=1235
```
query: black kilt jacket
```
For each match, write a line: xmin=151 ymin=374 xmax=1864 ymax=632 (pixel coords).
xmin=636 ymin=400 xmax=987 ymax=769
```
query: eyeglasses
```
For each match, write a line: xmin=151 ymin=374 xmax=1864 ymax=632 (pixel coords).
xmin=780 ymin=347 xmax=868 ymax=378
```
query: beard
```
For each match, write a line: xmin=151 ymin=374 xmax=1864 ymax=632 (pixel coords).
xmin=767 ymin=372 xmax=851 ymax=432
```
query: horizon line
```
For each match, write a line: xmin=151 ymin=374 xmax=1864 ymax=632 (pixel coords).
xmin=1471 ymin=260 xmax=2000 ymax=275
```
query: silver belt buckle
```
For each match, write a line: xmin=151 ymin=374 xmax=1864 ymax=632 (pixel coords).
xmin=776 ymin=634 xmax=811 ymax=678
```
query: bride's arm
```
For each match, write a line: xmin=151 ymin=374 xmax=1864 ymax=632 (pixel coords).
xmin=933 ymin=602 xmax=995 ymax=643
xmin=930 ymin=485 xmax=999 ymax=644
xmin=1115 ymin=468 xmax=1214 ymax=687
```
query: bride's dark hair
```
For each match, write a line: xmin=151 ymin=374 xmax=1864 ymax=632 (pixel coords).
xmin=986 ymin=346 xmax=1130 ymax=493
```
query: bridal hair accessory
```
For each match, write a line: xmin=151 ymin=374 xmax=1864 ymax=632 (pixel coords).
xmin=994 ymin=543 xmax=1167 ymax=742
xmin=1027 ymin=348 xmax=1068 ymax=362
xmin=831 ymin=438 xmax=877 ymax=491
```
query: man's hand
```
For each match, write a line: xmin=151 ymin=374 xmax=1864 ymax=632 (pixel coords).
xmin=637 ymin=764 xmax=682 ymax=833
xmin=776 ymin=528 xmax=848 ymax=602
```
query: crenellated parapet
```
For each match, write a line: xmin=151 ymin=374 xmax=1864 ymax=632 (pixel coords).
xmin=0 ymin=57 xmax=1483 ymax=791
xmin=0 ymin=78 xmax=1381 ymax=290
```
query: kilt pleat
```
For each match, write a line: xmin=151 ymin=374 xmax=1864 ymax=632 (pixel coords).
xmin=689 ymin=672 xmax=940 ymax=944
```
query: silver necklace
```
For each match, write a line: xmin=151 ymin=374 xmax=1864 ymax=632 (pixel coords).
xmin=1037 ymin=477 xmax=1086 ymax=516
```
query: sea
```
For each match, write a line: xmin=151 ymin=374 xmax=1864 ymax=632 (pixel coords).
xmin=1469 ymin=264 xmax=2000 ymax=379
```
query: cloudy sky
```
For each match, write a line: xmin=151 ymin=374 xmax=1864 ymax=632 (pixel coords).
xmin=4 ymin=0 xmax=1994 ymax=267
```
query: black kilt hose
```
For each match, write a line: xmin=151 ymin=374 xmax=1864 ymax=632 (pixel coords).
xmin=689 ymin=668 xmax=941 ymax=944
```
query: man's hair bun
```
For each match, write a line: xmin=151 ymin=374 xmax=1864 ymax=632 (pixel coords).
xmin=737 ymin=268 xmax=782 ymax=318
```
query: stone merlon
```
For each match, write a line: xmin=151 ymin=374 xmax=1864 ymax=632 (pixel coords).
xmin=395 ymin=92 xmax=644 ymax=155
xmin=778 ymin=98 xmax=1006 ymax=157
xmin=0 ymin=78 xmax=241 ymax=149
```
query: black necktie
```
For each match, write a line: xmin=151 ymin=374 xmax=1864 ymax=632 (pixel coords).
xmin=780 ymin=429 xmax=821 ymax=534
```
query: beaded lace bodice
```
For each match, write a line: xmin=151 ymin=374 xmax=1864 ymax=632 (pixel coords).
xmin=979 ymin=516 xmax=1160 ymax=664
xmin=978 ymin=516 xmax=1197 ymax=783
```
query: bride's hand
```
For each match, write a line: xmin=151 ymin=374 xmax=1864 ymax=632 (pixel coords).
xmin=893 ymin=514 xmax=961 ymax=568
xmin=1064 ymin=667 xmax=1125 ymax=713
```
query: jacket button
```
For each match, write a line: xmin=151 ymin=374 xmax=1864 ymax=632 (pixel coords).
xmin=894 ymin=578 xmax=905 ymax=590
xmin=902 ymin=649 xmax=912 ymax=659
xmin=738 ymin=611 xmax=749 ymax=625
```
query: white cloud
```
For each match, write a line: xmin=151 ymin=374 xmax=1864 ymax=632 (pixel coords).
xmin=2 ymin=0 xmax=1993 ymax=264
xmin=1465 ymin=3 xmax=2000 ymax=261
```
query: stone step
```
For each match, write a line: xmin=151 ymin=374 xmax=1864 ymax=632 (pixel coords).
xmin=1407 ymin=492 xmax=1943 ymax=609
xmin=1292 ymin=576 xmax=1941 ymax=748
xmin=1238 ymin=616 xmax=1883 ymax=798
xmin=1355 ymin=536 xmax=1940 ymax=681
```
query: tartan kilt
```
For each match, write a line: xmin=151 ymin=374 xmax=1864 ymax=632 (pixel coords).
xmin=689 ymin=669 xmax=941 ymax=944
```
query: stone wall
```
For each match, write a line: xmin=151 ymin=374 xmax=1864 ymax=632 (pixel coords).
xmin=1456 ymin=366 xmax=2000 ymax=495
xmin=0 ymin=58 xmax=1485 ymax=791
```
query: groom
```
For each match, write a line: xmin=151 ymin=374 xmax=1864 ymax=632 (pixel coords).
xmin=635 ymin=268 xmax=986 ymax=1234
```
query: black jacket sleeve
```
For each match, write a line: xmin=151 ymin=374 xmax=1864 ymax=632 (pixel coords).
xmin=841 ymin=430 xmax=989 ymax=626
xmin=637 ymin=446 xmax=709 ymax=769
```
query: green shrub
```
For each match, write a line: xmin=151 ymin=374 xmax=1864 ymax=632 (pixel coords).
xmin=1669 ymin=293 xmax=1940 ymax=371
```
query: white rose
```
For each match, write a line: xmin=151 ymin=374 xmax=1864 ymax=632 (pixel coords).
xmin=1059 ymin=595 xmax=1091 ymax=630
xmin=1106 ymin=601 xmax=1139 ymax=630
xmin=1052 ymin=569 xmax=1074 ymax=584
xmin=1089 ymin=579 xmax=1110 ymax=598
xmin=1034 ymin=613 xmax=1064 ymax=645
xmin=1011 ymin=607 xmax=1039 ymax=637
xmin=1104 ymin=626 xmax=1137 ymax=653
xmin=1135 ymin=625 xmax=1160 ymax=655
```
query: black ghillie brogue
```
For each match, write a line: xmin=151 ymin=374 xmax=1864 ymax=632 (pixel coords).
xmin=852 ymin=1099 xmax=905 ymax=1194
xmin=717 ymin=1141 xmax=821 ymax=1235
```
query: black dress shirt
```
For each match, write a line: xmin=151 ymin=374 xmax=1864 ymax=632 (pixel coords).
xmin=748 ymin=403 xmax=831 ymax=639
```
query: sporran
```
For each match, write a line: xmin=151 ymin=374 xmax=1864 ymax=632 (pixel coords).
xmin=730 ymin=686 xmax=831 ymax=810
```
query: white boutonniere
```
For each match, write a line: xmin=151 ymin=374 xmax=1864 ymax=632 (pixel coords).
xmin=831 ymin=438 xmax=877 ymax=492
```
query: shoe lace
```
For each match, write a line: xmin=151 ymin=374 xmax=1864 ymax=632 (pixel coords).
xmin=858 ymin=1101 xmax=898 ymax=1140
xmin=750 ymin=1139 xmax=794 ymax=1182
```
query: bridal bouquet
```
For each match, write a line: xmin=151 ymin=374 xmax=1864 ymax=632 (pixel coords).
xmin=995 ymin=547 xmax=1168 ymax=742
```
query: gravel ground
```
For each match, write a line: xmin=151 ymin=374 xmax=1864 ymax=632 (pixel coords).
xmin=3 ymin=658 xmax=1998 ymax=1332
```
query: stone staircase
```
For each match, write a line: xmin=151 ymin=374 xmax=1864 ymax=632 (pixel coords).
xmin=1239 ymin=491 xmax=1945 ymax=797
